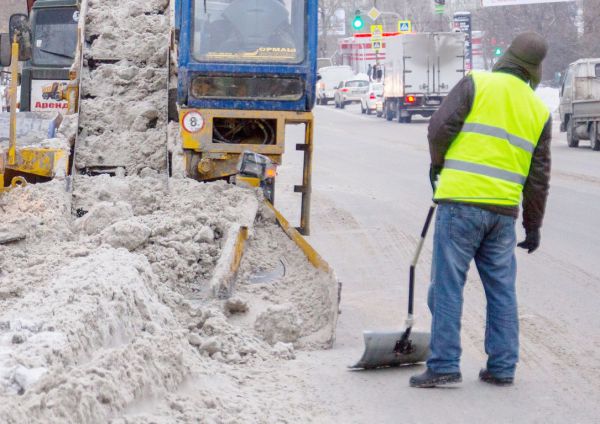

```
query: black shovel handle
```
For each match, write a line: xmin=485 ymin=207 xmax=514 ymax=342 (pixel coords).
xmin=407 ymin=204 xmax=437 ymax=316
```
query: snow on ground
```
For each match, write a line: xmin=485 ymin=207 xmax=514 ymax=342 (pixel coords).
xmin=0 ymin=177 xmax=337 ymax=423
xmin=0 ymin=0 xmax=339 ymax=421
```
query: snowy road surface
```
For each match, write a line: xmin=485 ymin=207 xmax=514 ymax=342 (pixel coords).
xmin=277 ymin=104 xmax=600 ymax=423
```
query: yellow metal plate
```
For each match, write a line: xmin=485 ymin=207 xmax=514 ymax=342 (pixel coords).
xmin=179 ymin=108 xmax=312 ymax=154
xmin=7 ymin=148 xmax=68 ymax=178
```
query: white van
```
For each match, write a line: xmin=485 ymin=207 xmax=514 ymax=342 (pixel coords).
xmin=316 ymin=65 xmax=356 ymax=105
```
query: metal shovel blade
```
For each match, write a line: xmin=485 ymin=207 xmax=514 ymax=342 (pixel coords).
xmin=349 ymin=330 xmax=430 ymax=370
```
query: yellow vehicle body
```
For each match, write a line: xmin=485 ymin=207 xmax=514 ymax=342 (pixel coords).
xmin=1 ymin=147 xmax=69 ymax=193
xmin=179 ymin=108 xmax=312 ymax=180
xmin=179 ymin=108 xmax=314 ymax=234
xmin=1 ymin=37 xmax=69 ymax=193
xmin=42 ymin=82 xmax=68 ymax=101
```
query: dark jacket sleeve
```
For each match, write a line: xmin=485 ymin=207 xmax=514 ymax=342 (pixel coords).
xmin=428 ymin=75 xmax=475 ymax=166
xmin=522 ymin=118 xmax=552 ymax=231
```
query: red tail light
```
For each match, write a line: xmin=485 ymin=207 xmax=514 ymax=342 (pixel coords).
xmin=405 ymin=95 xmax=416 ymax=104
xmin=369 ymin=93 xmax=376 ymax=100
xmin=341 ymin=88 xmax=349 ymax=93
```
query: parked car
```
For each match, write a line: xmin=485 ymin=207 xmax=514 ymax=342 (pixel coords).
xmin=360 ymin=82 xmax=384 ymax=115
xmin=334 ymin=79 xmax=369 ymax=109
xmin=316 ymin=66 xmax=355 ymax=105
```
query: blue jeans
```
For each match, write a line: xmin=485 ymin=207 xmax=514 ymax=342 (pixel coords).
xmin=427 ymin=203 xmax=518 ymax=379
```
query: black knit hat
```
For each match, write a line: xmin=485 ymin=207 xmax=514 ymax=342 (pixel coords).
xmin=493 ymin=32 xmax=548 ymax=89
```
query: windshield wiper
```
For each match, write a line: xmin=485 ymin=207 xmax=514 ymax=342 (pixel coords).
xmin=39 ymin=48 xmax=74 ymax=59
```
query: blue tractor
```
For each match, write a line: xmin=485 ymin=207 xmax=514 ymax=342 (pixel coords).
xmin=173 ymin=0 xmax=318 ymax=234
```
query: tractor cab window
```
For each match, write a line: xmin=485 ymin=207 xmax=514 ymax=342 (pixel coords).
xmin=193 ymin=0 xmax=306 ymax=64
xmin=32 ymin=7 xmax=78 ymax=67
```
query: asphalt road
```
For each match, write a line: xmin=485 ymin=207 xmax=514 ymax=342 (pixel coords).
xmin=277 ymin=103 xmax=600 ymax=423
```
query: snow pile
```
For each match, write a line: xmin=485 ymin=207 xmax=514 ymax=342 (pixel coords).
xmin=85 ymin=0 xmax=169 ymax=66
xmin=72 ymin=175 xmax=260 ymax=289
xmin=77 ymin=0 xmax=169 ymax=175
xmin=0 ymin=176 xmax=337 ymax=423
xmin=0 ymin=249 xmax=189 ymax=397
xmin=0 ymin=0 xmax=337 ymax=419
xmin=236 ymin=211 xmax=338 ymax=349
xmin=0 ymin=179 xmax=72 ymax=243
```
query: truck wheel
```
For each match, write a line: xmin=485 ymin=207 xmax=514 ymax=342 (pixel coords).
xmin=322 ymin=98 xmax=328 ymax=106
xmin=591 ymin=122 xmax=600 ymax=151
xmin=567 ymin=118 xmax=579 ymax=148
xmin=385 ymin=103 xmax=393 ymax=121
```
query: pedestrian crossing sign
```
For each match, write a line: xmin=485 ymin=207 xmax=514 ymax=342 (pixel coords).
xmin=370 ymin=25 xmax=384 ymax=39
xmin=398 ymin=20 xmax=412 ymax=34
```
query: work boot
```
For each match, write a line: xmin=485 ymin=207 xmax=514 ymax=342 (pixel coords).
xmin=479 ymin=369 xmax=514 ymax=386
xmin=409 ymin=368 xmax=462 ymax=388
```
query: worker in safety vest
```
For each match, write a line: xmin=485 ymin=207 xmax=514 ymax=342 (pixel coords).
xmin=410 ymin=32 xmax=551 ymax=388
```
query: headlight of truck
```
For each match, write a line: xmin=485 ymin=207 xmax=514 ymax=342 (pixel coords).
xmin=190 ymin=75 xmax=304 ymax=101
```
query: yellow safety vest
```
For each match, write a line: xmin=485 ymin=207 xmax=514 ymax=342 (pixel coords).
xmin=434 ymin=71 xmax=549 ymax=206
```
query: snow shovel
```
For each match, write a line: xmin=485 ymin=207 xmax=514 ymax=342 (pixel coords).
xmin=350 ymin=204 xmax=437 ymax=369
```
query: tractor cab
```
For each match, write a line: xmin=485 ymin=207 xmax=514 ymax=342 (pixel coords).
xmin=174 ymin=0 xmax=318 ymax=234
xmin=21 ymin=0 xmax=79 ymax=112
xmin=177 ymin=0 xmax=316 ymax=111
xmin=0 ymin=0 xmax=80 ymax=112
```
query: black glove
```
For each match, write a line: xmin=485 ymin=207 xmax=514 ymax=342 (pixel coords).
xmin=517 ymin=229 xmax=540 ymax=254
xmin=429 ymin=164 xmax=442 ymax=193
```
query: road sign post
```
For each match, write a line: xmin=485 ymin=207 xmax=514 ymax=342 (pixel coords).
xmin=453 ymin=12 xmax=472 ymax=71
xmin=370 ymin=25 xmax=383 ymax=39
xmin=370 ymin=24 xmax=383 ymax=56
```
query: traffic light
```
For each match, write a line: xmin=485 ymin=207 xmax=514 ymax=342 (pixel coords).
xmin=434 ymin=0 xmax=445 ymax=14
xmin=494 ymin=47 xmax=503 ymax=56
xmin=352 ymin=10 xmax=364 ymax=30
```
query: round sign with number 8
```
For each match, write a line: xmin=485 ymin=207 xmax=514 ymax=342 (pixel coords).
xmin=182 ymin=111 xmax=204 ymax=133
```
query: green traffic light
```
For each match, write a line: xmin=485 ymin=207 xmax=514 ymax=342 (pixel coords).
xmin=352 ymin=15 xmax=364 ymax=30
xmin=494 ymin=47 xmax=503 ymax=56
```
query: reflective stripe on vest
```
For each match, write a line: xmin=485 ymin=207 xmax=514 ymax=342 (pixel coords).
xmin=434 ymin=71 xmax=549 ymax=206
xmin=461 ymin=123 xmax=535 ymax=154
xmin=444 ymin=159 xmax=527 ymax=185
